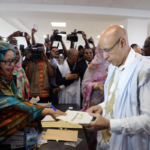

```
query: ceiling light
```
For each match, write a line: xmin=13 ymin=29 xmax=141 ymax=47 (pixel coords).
xmin=97 ymin=35 xmax=100 ymax=38
xmin=3 ymin=38 xmax=7 ymax=41
xmin=44 ymin=35 xmax=47 ymax=38
xmin=51 ymin=22 xmax=66 ymax=27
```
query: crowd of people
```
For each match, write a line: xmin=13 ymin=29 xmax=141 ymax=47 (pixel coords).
xmin=0 ymin=25 xmax=150 ymax=150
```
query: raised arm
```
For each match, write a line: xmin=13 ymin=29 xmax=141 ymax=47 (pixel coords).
xmin=31 ymin=28 xmax=37 ymax=45
xmin=82 ymin=31 xmax=90 ymax=48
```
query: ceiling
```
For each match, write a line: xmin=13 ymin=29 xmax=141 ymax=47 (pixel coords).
xmin=0 ymin=0 xmax=150 ymax=48
xmin=0 ymin=11 xmax=126 ymax=47
xmin=1 ymin=0 xmax=150 ymax=10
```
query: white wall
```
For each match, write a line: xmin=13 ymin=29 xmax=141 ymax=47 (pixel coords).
xmin=124 ymin=18 xmax=148 ymax=48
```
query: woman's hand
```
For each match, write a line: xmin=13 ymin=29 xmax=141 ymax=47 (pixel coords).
xmin=92 ymin=83 xmax=104 ymax=92
xmin=42 ymin=108 xmax=66 ymax=121
xmin=50 ymin=109 xmax=66 ymax=120
xmin=97 ymin=84 xmax=104 ymax=92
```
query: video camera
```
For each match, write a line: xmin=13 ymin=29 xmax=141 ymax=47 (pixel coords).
xmin=67 ymin=29 xmax=82 ymax=42
xmin=46 ymin=43 xmax=63 ymax=59
xmin=88 ymin=37 xmax=93 ymax=44
xmin=26 ymin=44 xmax=44 ymax=62
xmin=50 ymin=29 xmax=66 ymax=42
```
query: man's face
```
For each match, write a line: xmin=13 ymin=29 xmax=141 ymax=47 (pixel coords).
xmin=143 ymin=41 xmax=150 ymax=56
xmin=10 ymin=38 xmax=17 ymax=46
xmin=72 ymin=51 xmax=79 ymax=64
xmin=79 ymin=48 xmax=84 ymax=56
xmin=83 ymin=49 xmax=93 ymax=62
xmin=100 ymin=38 xmax=125 ymax=67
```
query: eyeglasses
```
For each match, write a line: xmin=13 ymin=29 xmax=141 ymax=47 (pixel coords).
xmin=102 ymin=38 xmax=121 ymax=53
xmin=16 ymin=52 xmax=19 ymax=55
xmin=0 ymin=59 xmax=16 ymax=66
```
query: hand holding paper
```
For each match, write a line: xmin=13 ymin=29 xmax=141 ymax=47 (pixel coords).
xmin=57 ymin=110 xmax=93 ymax=124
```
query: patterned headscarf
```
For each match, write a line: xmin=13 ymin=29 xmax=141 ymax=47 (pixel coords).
xmin=81 ymin=44 xmax=110 ymax=111
xmin=13 ymin=46 xmax=30 ymax=100
xmin=0 ymin=41 xmax=15 ymax=84
xmin=0 ymin=41 xmax=24 ymax=110
xmin=0 ymin=41 xmax=15 ymax=60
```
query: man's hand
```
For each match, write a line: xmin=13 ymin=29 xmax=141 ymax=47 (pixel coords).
xmin=83 ymin=113 xmax=110 ymax=131
xmin=50 ymin=48 xmax=59 ymax=59
xmin=12 ymin=31 xmax=20 ymax=37
xmin=53 ymin=87 xmax=61 ymax=94
xmin=86 ymin=105 xmax=103 ymax=114
xmin=32 ymin=28 xmax=37 ymax=34
xmin=82 ymin=31 xmax=87 ymax=40
xmin=50 ymin=34 xmax=54 ymax=41
xmin=26 ymin=53 xmax=31 ymax=59
xmin=41 ymin=52 xmax=48 ymax=63
xmin=25 ymin=33 xmax=31 ymax=41
xmin=65 ymin=72 xmax=79 ymax=80
xmin=45 ymin=40 xmax=51 ymax=50
xmin=89 ymin=39 xmax=94 ymax=45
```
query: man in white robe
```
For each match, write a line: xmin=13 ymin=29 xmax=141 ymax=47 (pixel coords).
xmin=56 ymin=49 xmax=81 ymax=107
xmin=83 ymin=25 xmax=150 ymax=150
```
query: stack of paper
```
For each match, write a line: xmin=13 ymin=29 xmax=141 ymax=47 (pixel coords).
xmin=57 ymin=110 xmax=93 ymax=124
xmin=41 ymin=120 xmax=82 ymax=128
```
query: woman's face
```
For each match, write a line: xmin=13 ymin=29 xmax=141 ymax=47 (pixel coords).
xmin=15 ymin=48 xmax=20 ymax=64
xmin=0 ymin=50 xmax=15 ymax=74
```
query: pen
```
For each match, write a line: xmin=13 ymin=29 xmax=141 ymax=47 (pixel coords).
xmin=51 ymin=104 xmax=61 ymax=116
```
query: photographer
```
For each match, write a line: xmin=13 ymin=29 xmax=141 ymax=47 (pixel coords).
xmin=26 ymin=43 xmax=54 ymax=103
xmin=78 ymin=45 xmax=84 ymax=59
xmin=77 ymin=31 xmax=90 ymax=61
xmin=8 ymin=31 xmax=31 ymax=64
xmin=88 ymin=37 xmax=96 ymax=56
xmin=48 ymin=46 xmax=62 ymax=104
xmin=50 ymin=33 xmax=68 ymax=59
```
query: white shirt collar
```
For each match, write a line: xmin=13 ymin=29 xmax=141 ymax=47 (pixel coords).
xmin=85 ymin=60 xmax=90 ymax=65
xmin=117 ymin=48 xmax=136 ymax=71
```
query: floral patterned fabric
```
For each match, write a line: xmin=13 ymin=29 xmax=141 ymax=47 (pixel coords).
xmin=82 ymin=44 xmax=109 ymax=111
xmin=13 ymin=47 xmax=30 ymax=100
xmin=81 ymin=44 xmax=109 ymax=150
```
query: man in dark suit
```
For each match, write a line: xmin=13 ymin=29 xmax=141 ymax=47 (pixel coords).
xmin=73 ymin=47 xmax=93 ymax=82
xmin=72 ymin=47 xmax=94 ymax=108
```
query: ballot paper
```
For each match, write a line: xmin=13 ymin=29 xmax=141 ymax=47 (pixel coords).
xmin=37 ymin=103 xmax=51 ymax=107
xmin=41 ymin=115 xmax=55 ymax=122
xmin=30 ymin=96 xmax=40 ymax=104
xmin=57 ymin=110 xmax=93 ymax=124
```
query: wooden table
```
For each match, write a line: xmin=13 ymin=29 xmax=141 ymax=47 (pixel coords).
xmin=39 ymin=104 xmax=89 ymax=150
